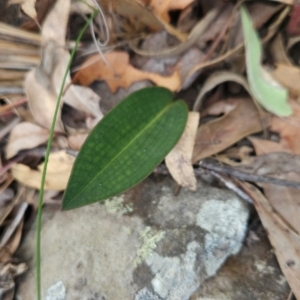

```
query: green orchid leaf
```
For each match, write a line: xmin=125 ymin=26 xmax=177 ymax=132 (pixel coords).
xmin=62 ymin=87 xmax=188 ymax=210
xmin=241 ymin=5 xmax=292 ymax=117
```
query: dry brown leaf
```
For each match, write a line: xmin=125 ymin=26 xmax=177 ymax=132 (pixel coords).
xmin=149 ymin=0 xmax=195 ymax=22
xmin=270 ymin=99 xmax=300 ymax=154
xmin=24 ymin=0 xmax=70 ymax=131
xmin=241 ymin=182 xmax=300 ymax=299
xmin=24 ymin=67 xmax=64 ymax=131
xmin=248 ymin=137 xmax=291 ymax=155
xmin=6 ymin=122 xmax=49 ymax=159
xmin=165 ymin=112 xmax=199 ymax=190
xmin=41 ymin=0 xmax=69 ymax=46
xmin=11 ymin=150 xmax=74 ymax=190
xmin=271 ymin=63 xmax=300 ymax=97
xmin=8 ymin=0 xmax=37 ymax=18
xmin=192 ymin=98 xmax=264 ymax=163
xmin=73 ymin=52 xmax=181 ymax=92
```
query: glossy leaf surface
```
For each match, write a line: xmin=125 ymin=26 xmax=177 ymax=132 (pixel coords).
xmin=63 ymin=87 xmax=188 ymax=210
xmin=241 ymin=5 xmax=292 ymax=117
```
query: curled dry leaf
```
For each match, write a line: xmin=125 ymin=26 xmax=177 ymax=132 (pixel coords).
xmin=193 ymin=71 xmax=252 ymax=111
xmin=11 ymin=150 xmax=75 ymax=190
xmin=166 ymin=112 xmax=199 ymax=190
xmin=6 ymin=122 xmax=49 ymax=159
xmin=241 ymin=182 xmax=300 ymax=300
xmin=24 ymin=0 xmax=70 ymax=132
xmin=73 ymin=51 xmax=181 ymax=92
xmin=192 ymin=98 xmax=264 ymax=163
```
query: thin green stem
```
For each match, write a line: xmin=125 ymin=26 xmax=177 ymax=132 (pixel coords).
xmin=36 ymin=12 xmax=96 ymax=300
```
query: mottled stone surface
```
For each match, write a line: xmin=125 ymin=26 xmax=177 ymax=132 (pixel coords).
xmin=192 ymin=222 xmax=290 ymax=300
xmin=17 ymin=176 xmax=254 ymax=299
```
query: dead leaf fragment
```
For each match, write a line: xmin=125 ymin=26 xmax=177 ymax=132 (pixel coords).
xmin=24 ymin=67 xmax=64 ymax=131
xmin=270 ymin=99 xmax=300 ymax=154
xmin=8 ymin=0 xmax=37 ymax=18
xmin=271 ymin=63 xmax=300 ymax=97
xmin=192 ymin=98 xmax=264 ymax=163
xmin=73 ymin=52 xmax=181 ymax=92
xmin=41 ymin=0 xmax=70 ymax=45
xmin=249 ymin=137 xmax=291 ymax=155
xmin=166 ymin=112 xmax=199 ymax=190
xmin=150 ymin=0 xmax=195 ymax=22
xmin=11 ymin=151 xmax=74 ymax=190
xmin=6 ymin=122 xmax=49 ymax=159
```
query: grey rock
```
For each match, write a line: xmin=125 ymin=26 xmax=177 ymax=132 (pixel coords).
xmin=17 ymin=176 xmax=250 ymax=300
xmin=45 ymin=281 xmax=66 ymax=300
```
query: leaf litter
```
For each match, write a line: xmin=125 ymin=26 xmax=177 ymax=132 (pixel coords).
xmin=1 ymin=0 xmax=300 ymax=298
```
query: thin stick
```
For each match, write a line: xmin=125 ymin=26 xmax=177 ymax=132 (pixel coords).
xmin=35 ymin=12 xmax=96 ymax=300
xmin=199 ymin=159 xmax=300 ymax=190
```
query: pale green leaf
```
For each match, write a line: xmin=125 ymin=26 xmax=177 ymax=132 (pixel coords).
xmin=241 ymin=5 xmax=292 ymax=117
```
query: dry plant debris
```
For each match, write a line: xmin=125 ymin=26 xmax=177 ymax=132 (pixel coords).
xmin=1 ymin=0 xmax=300 ymax=298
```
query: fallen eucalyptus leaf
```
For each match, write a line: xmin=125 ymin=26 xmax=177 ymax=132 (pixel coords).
xmin=73 ymin=51 xmax=181 ymax=92
xmin=192 ymin=98 xmax=263 ymax=163
xmin=241 ymin=5 xmax=292 ymax=117
xmin=63 ymin=87 xmax=188 ymax=210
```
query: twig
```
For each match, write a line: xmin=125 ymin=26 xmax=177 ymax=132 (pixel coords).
xmin=208 ymin=170 xmax=253 ymax=204
xmin=199 ymin=159 xmax=300 ymax=189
